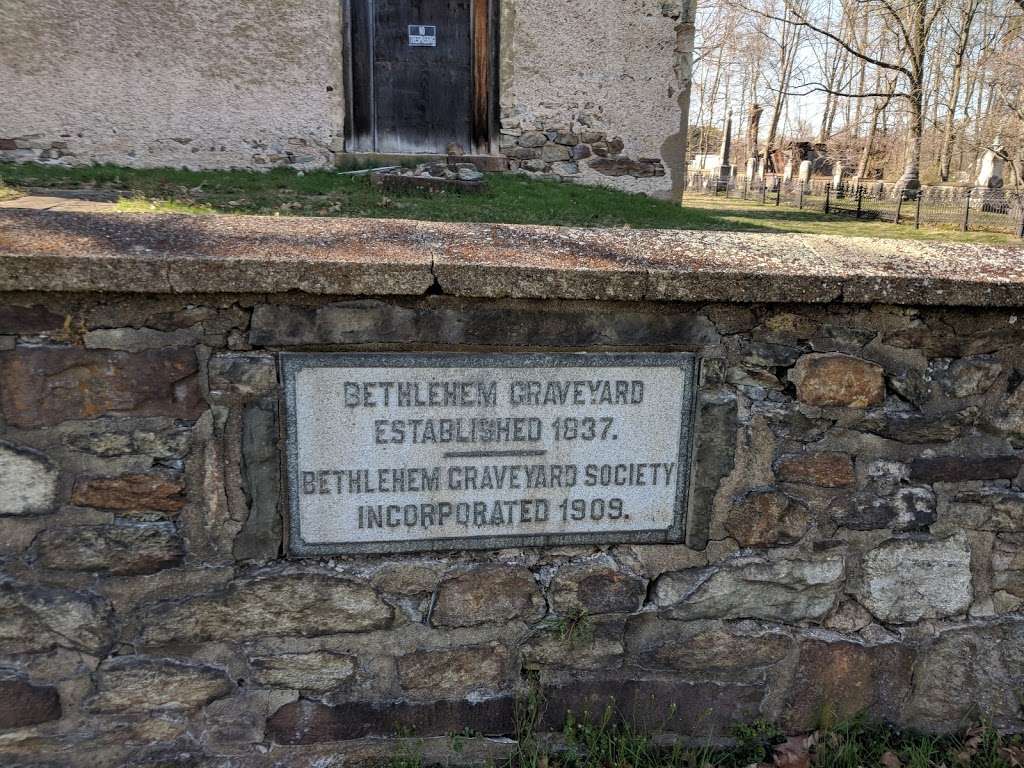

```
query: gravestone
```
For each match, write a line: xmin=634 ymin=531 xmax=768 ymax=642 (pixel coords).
xmin=282 ymin=353 xmax=697 ymax=554
xmin=782 ymin=161 xmax=794 ymax=183
xmin=713 ymin=111 xmax=734 ymax=191
xmin=976 ymin=139 xmax=1007 ymax=210
xmin=832 ymin=162 xmax=844 ymax=189
xmin=798 ymin=160 xmax=812 ymax=187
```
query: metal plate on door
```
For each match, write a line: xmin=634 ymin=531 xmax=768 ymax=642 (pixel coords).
xmin=408 ymin=25 xmax=437 ymax=46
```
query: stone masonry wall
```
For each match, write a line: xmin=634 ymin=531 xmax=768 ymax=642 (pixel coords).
xmin=499 ymin=0 xmax=692 ymax=196
xmin=3 ymin=291 xmax=1024 ymax=766
xmin=1 ymin=0 xmax=693 ymax=194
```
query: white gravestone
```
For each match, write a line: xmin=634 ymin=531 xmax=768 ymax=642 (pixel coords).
xmin=282 ymin=353 xmax=697 ymax=554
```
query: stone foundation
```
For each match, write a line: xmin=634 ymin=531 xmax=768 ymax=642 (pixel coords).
xmin=2 ymin=211 xmax=1024 ymax=766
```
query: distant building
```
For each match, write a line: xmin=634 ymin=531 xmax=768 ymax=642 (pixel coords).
xmin=0 ymin=0 xmax=696 ymax=196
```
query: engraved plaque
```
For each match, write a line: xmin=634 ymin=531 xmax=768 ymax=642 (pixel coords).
xmin=282 ymin=353 xmax=697 ymax=555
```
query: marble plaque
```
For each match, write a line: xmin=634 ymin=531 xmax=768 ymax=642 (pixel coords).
xmin=282 ymin=353 xmax=697 ymax=554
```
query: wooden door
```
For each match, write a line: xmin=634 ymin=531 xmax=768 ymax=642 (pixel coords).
xmin=346 ymin=0 xmax=493 ymax=154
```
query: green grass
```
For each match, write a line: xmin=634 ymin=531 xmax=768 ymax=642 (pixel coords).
xmin=494 ymin=704 xmax=1024 ymax=768
xmin=1 ymin=162 xmax=1020 ymax=245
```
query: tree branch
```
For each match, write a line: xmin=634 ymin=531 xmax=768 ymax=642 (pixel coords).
xmin=739 ymin=1 xmax=914 ymax=79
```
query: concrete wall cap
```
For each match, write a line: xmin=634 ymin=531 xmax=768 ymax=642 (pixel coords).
xmin=2 ymin=210 xmax=1023 ymax=306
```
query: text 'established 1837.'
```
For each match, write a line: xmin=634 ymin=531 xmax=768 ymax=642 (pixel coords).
xmin=282 ymin=353 xmax=697 ymax=554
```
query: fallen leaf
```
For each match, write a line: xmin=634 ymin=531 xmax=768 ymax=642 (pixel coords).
xmin=880 ymin=750 xmax=903 ymax=768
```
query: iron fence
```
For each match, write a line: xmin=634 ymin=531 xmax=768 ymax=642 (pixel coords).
xmin=685 ymin=173 xmax=1024 ymax=237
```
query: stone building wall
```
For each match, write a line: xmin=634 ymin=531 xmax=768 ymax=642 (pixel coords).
xmin=0 ymin=0 xmax=346 ymax=170
xmin=2 ymin=213 xmax=1024 ymax=766
xmin=0 ymin=0 xmax=693 ymax=194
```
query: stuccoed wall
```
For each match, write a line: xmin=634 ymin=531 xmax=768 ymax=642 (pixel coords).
xmin=0 ymin=0 xmax=345 ymax=170
xmin=0 ymin=0 xmax=694 ymax=192
xmin=498 ymin=0 xmax=694 ymax=196
xmin=2 ymin=213 xmax=1024 ymax=766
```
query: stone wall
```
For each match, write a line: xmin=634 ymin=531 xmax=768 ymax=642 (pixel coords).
xmin=3 ymin=212 xmax=1024 ymax=766
xmin=0 ymin=0 xmax=694 ymax=193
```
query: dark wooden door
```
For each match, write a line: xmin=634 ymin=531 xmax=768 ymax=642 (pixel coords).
xmin=348 ymin=0 xmax=484 ymax=154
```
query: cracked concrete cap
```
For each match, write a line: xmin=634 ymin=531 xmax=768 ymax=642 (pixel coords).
xmin=2 ymin=209 xmax=1023 ymax=306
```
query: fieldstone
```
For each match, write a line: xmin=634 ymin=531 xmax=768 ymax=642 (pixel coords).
xmin=250 ymin=652 xmax=355 ymax=692
xmin=0 ymin=441 xmax=58 ymax=515
xmin=835 ymin=487 xmax=937 ymax=531
xmin=233 ymin=398 xmax=282 ymax=562
xmin=0 ymin=347 xmax=202 ymax=428
xmin=83 ymin=327 xmax=200 ymax=353
xmin=539 ymin=678 xmax=762 ymax=736
xmin=518 ymin=131 xmax=548 ymax=148
xmin=687 ymin=391 xmax=737 ymax=549
xmin=782 ymin=640 xmax=914 ymax=730
xmin=589 ymin=157 xmax=663 ymax=177
xmin=522 ymin=615 xmax=625 ymax=671
xmin=625 ymin=615 xmax=791 ymax=682
xmin=524 ymin=159 xmax=547 ymax=172
xmin=0 ymin=677 xmax=62 ymax=729
xmin=991 ymin=382 xmax=1024 ymax=436
xmin=909 ymin=455 xmax=1022 ymax=483
xmin=504 ymin=146 xmax=541 ymax=161
xmin=653 ymin=550 xmax=845 ymax=623
xmin=549 ymin=161 xmax=579 ymax=177
xmin=0 ymin=579 xmax=113 ymax=655
xmin=397 ymin=644 xmax=509 ymax=698
xmin=431 ymin=565 xmax=545 ymax=628
xmin=942 ymin=488 xmax=1024 ymax=531
xmin=723 ymin=490 xmax=810 ymax=548
xmin=553 ymin=131 xmax=578 ymax=146
xmin=947 ymin=357 xmax=1002 ymax=397
xmin=776 ymin=452 xmax=855 ymax=487
xmin=580 ymin=130 xmax=606 ymax=144
xmin=65 ymin=428 xmax=190 ymax=460
xmin=267 ymin=696 xmax=517 ymax=743
xmin=207 ymin=353 xmax=277 ymax=399
xmin=993 ymin=535 xmax=1024 ymax=598
xmin=34 ymin=523 xmax=184 ymax=575
xmin=371 ymin=562 xmax=444 ymax=595
xmin=858 ymin=407 xmax=977 ymax=444
xmin=138 ymin=573 xmax=393 ymax=644
xmin=571 ymin=144 xmax=592 ymax=160
xmin=548 ymin=559 xmax=645 ymax=615
xmin=906 ymin=623 xmax=1024 ymax=732
xmin=789 ymin=353 xmax=885 ymax=408
xmin=0 ymin=304 xmax=64 ymax=334
xmin=540 ymin=144 xmax=571 ymax=162
xmin=72 ymin=473 xmax=186 ymax=514
xmin=856 ymin=535 xmax=972 ymax=623
xmin=86 ymin=656 xmax=232 ymax=713
xmin=824 ymin=599 xmax=874 ymax=633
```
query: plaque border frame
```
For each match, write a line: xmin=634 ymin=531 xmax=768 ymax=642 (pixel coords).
xmin=281 ymin=352 xmax=698 ymax=556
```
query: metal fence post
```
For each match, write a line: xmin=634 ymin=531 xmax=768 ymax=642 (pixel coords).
xmin=825 ymin=182 xmax=831 ymax=214
xmin=895 ymin=193 xmax=903 ymax=225
xmin=1018 ymin=207 xmax=1024 ymax=239
xmin=856 ymin=186 xmax=863 ymax=218
xmin=744 ymin=177 xmax=749 ymax=200
xmin=761 ymin=177 xmax=767 ymax=204
xmin=962 ymin=188 xmax=972 ymax=232
xmin=776 ymin=181 xmax=782 ymax=207
xmin=798 ymin=184 xmax=804 ymax=210
xmin=915 ymin=192 xmax=922 ymax=229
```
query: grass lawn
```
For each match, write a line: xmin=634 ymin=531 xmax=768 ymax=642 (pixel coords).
xmin=1 ymin=162 xmax=1020 ymax=245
